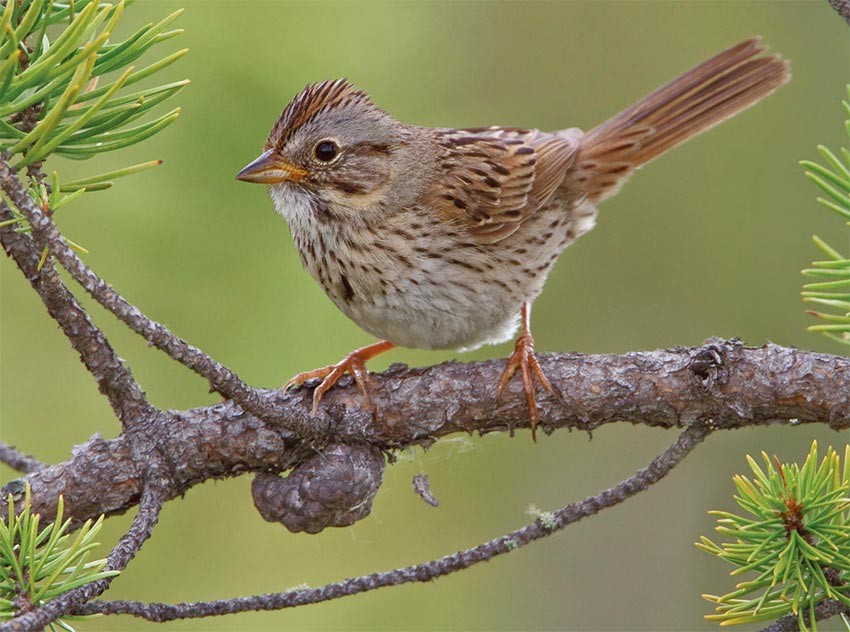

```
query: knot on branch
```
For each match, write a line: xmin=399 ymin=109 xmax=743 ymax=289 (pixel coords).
xmin=688 ymin=338 xmax=741 ymax=388
xmin=251 ymin=444 xmax=385 ymax=534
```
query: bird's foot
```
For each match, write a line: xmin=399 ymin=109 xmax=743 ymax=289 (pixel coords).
xmin=496 ymin=331 xmax=556 ymax=441
xmin=284 ymin=340 xmax=394 ymax=415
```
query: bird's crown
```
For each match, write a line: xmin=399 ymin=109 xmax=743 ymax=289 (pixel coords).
xmin=267 ymin=79 xmax=377 ymax=149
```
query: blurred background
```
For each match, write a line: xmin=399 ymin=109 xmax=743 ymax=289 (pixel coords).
xmin=1 ymin=1 xmax=848 ymax=630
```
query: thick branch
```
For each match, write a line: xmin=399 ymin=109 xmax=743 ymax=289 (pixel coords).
xmin=0 ymin=202 xmax=152 ymax=426
xmin=2 ymin=341 xmax=846 ymax=526
xmin=75 ymin=425 xmax=708 ymax=621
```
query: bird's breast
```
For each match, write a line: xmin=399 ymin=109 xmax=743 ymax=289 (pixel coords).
xmin=273 ymin=189 xmax=597 ymax=350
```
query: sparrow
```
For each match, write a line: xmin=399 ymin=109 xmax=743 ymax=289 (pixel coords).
xmin=237 ymin=38 xmax=789 ymax=439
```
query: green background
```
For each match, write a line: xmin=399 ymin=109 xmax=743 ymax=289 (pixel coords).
xmin=2 ymin=1 xmax=849 ymax=629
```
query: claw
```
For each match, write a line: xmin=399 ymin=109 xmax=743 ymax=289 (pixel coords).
xmin=496 ymin=303 xmax=556 ymax=441
xmin=283 ymin=340 xmax=394 ymax=415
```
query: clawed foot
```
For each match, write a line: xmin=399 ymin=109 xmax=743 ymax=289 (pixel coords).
xmin=497 ymin=331 xmax=556 ymax=441
xmin=284 ymin=355 xmax=371 ymax=415
xmin=284 ymin=340 xmax=394 ymax=415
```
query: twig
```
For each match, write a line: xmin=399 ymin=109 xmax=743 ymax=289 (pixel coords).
xmin=73 ymin=425 xmax=709 ymax=621
xmin=0 ymin=160 xmax=312 ymax=436
xmin=0 ymin=442 xmax=45 ymax=474
xmin=758 ymin=598 xmax=850 ymax=631
xmin=1 ymin=478 xmax=167 ymax=632
xmin=0 ymin=201 xmax=153 ymax=426
xmin=828 ymin=0 xmax=850 ymax=25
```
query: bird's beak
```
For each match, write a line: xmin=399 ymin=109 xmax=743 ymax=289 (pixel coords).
xmin=236 ymin=149 xmax=308 ymax=184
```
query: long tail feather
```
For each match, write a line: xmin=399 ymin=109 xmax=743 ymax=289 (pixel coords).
xmin=571 ymin=38 xmax=790 ymax=202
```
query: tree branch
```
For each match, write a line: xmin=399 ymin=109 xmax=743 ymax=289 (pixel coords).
xmin=0 ymin=442 xmax=45 ymax=474
xmin=759 ymin=598 xmax=850 ymax=632
xmin=0 ymin=200 xmax=153 ymax=427
xmin=0 ymin=160 xmax=311 ymax=435
xmin=74 ymin=424 xmax=709 ymax=622
xmin=828 ymin=0 xmax=850 ymax=25
xmin=1 ymin=478 xmax=166 ymax=632
xmin=2 ymin=340 xmax=846 ymax=527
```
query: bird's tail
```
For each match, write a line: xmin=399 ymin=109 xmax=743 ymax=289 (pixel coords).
xmin=570 ymin=38 xmax=789 ymax=203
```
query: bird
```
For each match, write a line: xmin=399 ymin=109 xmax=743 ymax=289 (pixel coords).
xmin=237 ymin=37 xmax=789 ymax=440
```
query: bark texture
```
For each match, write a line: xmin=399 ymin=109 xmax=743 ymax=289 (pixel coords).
xmin=2 ymin=340 xmax=847 ymax=529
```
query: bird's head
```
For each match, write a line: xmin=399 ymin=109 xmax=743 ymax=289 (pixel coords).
xmin=237 ymin=79 xmax=419 ymax=219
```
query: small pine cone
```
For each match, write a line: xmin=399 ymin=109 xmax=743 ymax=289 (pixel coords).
xmin=252 ymin=443 xmax=384 ymax=534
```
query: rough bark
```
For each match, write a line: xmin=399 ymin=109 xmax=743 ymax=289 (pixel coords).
xmin=2 ymin=340 xmax=847 ymax=527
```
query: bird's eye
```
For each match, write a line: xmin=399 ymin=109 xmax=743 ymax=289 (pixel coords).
xmin=313 ymin=139 xmax=339 ymax=162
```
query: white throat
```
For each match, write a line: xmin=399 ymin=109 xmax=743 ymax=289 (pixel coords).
xmin=269 ymin=183 xmax=313 ymax=223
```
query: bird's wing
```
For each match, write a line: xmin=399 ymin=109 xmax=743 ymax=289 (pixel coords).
xmin=425 ymin=127 xmax=579 ymax=243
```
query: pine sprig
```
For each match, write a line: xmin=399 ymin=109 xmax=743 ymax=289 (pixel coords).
xmin=0 ymin=484 xmax=117 ymax=632
xmin=697 ymin=441 xmax=850 ymax=630
xmin=800 ymin=86 xmax=850 ymax=347
xmin=0 ymin=0 xmax=186 ymax=246
xmin=0 ymin=1 xmax=187 ymax=163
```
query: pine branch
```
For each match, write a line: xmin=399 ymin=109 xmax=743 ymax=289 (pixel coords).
xmin=759 ymin=599 xmax=850 ymax=632
xmin=0 ymin=157 xmax=315 ymax=437
xmin=0 ymin=441 xmax=45 ymax=474
xmin=0 ymin=196 xmax=153 ymax=426
xmin=828 ymin=0 xmax=850 ymax=25
xmin=1 ymin=340 xmax=846 ymax=530
xmin=1 ymin=478 xmax=166 ymax=632
xmin=71 ymin=425 xmax=709 ymax=622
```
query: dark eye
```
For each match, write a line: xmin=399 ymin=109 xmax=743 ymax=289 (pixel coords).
xmin=313 ymin=139 xmax=339 ymax=162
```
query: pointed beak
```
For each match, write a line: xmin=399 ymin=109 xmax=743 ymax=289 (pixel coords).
xmin=236 ymin=149 xmax=308 ymax=184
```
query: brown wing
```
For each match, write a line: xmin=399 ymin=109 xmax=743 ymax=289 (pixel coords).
xmin=428 ymin=127 xmax=579 ymax=243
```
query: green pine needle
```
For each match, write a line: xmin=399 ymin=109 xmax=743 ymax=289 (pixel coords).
xmin=0 ymin=0 xmax=186 ymax=248
xmin=801 ymin=86 xmax=850 ymax=346
xmin=698 ymin=442 xmax=850 ymax=631
xmin=0 ymin=483 xmax=117 ymax=630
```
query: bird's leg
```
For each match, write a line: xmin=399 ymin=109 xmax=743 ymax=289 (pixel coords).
xmin=497 ymin=303 xmax=556 ymax=441
xmin=284 ymin=340 xmax=395 ymax=415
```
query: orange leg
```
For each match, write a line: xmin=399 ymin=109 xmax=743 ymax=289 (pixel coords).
xmin=284 ymin=340 xmax=395 ymax=415
xmin=496 ymin=303 xmax=556 ymax=441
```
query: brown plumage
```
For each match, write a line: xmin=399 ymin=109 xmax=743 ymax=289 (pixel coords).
xmin=267 ymin=80 xmax=380 ymax=149
xmin=429 ymin=127 xmax=578 ymax=242
xmin=237 ymin=38 xmax=790 ymax=438
xmin=574 ymin=38 xmax=787 ymax=201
